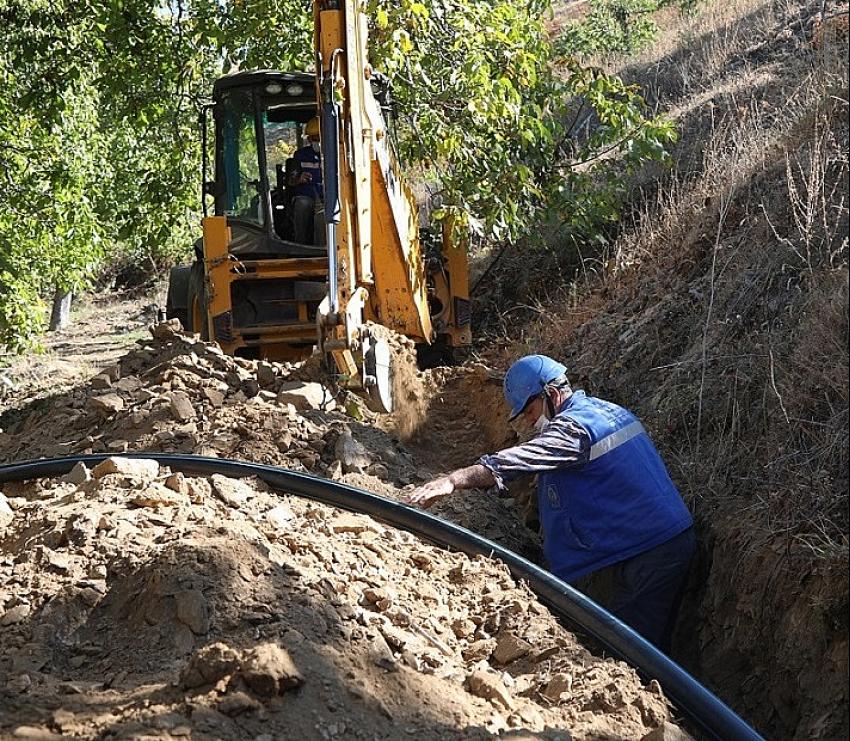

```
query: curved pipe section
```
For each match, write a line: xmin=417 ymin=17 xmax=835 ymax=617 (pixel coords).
xmin=0 ymin=454 xmax=762 ymax=741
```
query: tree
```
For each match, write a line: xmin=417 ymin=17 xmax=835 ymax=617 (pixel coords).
xmin=361 ymin=0 xmax=676 ymax=244
xmin=0 ymin=0 xmax=210 ymax=350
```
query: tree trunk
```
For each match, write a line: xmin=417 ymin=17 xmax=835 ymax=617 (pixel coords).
xmin=49 ymin=289 xmax=73 ymax=331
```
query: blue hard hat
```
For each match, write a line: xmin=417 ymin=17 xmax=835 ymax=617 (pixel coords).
xmin=504 ymin=355 xmax=568 ymax=419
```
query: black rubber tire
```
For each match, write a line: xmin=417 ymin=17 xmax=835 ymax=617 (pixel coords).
xmin=185 ymin=260 xmax=209 ymax=340
xmin=165 ymin=265 xmax=191 ymax=331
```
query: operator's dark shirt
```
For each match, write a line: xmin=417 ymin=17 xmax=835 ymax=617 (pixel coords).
xmin=293 ymin=146 xmax=323 ymax=201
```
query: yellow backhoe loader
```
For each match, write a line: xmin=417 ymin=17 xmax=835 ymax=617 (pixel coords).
xmin=165 ymin=0 xmax=470 ymax=412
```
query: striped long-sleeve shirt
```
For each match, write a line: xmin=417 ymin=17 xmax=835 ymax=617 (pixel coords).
xmin=478 ymin=413 xmax=591 ymax=491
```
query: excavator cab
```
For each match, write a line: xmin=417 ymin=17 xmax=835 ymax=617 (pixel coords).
xmin=210 ymin=70 xmax=326 ymax=256
xmin=165 ymin=1 xmax=470 ymax=413
xmin=165 ymin=71 xmax=331 ymax=362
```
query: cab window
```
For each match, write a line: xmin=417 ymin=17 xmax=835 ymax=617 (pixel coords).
xmin=220 ymin=91 xmax=263 ymax=225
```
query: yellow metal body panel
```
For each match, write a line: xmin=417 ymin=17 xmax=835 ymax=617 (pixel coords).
xmin=318 ymin=9 xmax=343 ymax=54
xmin=368 ymin=159 xmax=432 ymax=341
xmin=344 ymin=8 xmax=375 ymax=288
xmin=201 ymin=216 xmax=325 ymax=360
xmin=316 ymin=1 xmax=435 ymax=351
xmin=318 ymin=6 xmax=368 ymax=363
xmin=202 ymin=216 xmax=232 ymax=346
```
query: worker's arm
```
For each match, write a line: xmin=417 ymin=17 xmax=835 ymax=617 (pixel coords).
xmin=407 ymin=416 xmax=591 ymax=509
xmin=405 ymin=464 xmax=495 ymax=508
xmin=407 ymin=417 xmax=590 ymax=508
xmin=478 ymin=416 xmax=590 ymax=491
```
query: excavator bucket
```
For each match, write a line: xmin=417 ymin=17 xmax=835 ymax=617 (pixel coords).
xmin=362 ymin=335 xmax=393 ymax=413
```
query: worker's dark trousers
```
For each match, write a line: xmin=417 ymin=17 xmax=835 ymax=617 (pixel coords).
xmin=597 ymin=527 xmax=696 ymax=654
xmin=292 ymin=196 xmax=316 ymax=244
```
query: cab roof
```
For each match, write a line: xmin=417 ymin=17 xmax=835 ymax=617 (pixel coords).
xmin=212 ymin=70 xmax=315 ymax=96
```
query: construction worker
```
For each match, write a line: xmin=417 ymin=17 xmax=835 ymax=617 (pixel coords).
xmin=288 ymin=116 xmax=323 ymax=244
xmin=406 ymin=354 xmax=695 ymax=653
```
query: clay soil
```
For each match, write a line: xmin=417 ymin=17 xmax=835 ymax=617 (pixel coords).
xmin=0 ymin=313 xmax=688 ymax=740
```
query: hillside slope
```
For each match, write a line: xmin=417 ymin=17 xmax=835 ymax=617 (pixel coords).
xmin=495 ymin=0 xmax=848 ymax=737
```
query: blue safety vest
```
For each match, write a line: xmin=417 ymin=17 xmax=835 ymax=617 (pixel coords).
xmin=293 ymin=146 xmax=323 ymax=200
xmin=537 ymin=391 xmax=692 ymax=583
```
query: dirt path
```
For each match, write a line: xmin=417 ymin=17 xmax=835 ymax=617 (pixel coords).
xmin=1 ymin=290 xmax=165 ymax=419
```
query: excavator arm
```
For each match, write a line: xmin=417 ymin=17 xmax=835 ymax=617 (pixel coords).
xmin=314 ymin=0 xmax=469 ymax=411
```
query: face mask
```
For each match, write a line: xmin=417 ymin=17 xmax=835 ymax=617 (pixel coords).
xmin=533 ymin=413 xmax=549 ymax=433
xmin=311 ymin=141 xmax=321 ymax=154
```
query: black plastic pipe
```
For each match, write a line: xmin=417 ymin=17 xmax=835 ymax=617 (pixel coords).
xmin=0 ymin=454 xmax=763 ymax=741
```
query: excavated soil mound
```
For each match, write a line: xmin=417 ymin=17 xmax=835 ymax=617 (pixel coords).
xmin=0 ymin=457 xmax=684 ymax=739
xmin=0 ymin=321 xmax=538 ymax=558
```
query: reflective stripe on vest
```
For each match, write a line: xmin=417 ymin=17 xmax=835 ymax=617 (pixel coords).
xmin=589 ymin=420 xmax=645 ymax=461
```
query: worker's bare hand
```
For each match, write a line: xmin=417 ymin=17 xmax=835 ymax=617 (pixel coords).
xmin=405 ymin=476 xmax=454 ymax=508
xmin=298 ymin=172 xmax=312 ymax=184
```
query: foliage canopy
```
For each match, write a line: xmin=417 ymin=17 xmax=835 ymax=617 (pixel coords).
xmin=0 ymin=0 xmax=675 ymax=351
xmin=557 ymin=0 xmax=700 ymax=57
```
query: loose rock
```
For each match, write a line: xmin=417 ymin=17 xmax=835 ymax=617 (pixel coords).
xmin=492 ymin=631 xmax=533 ymax=665
xmin=90 ymin=374 xmax=112 ymax=390
xmin=331 ymin=512 xmax=382 ymax=535
xmin=334 ymin=432 xmax=370 ymax=474
xmin=11 ymin=726 xmax=61 ymax=739
xmin=210 ymin=474 xmax=253 ymax=508
xmin=130 ymin=483 xmax=187 ymax=508
xmin=87 ymin=394 xmax=124 ymax=416
xmin=165 ymin=472 xmax=190 ymax=495
xmin=640 ymin=721 xmax=696 ymax=741
xmin=276 ymin=381 xmax=334 ymax=411
xmin=238 ymin=643 xmax=303 ymax=696
xmin=265 ymin=504 xmax=295 ymax=530
xmin=169 ymin=391 xmax=196 ymax=422
xmin=1 ymin=604 xmax=32 ymax=626
xmin=180 ymin=643 xmax=241 ymax=689
xmin=92 ymin=456 xmax=160 ymax=480
xmin=542 ymin=672 xmax=572 ymax=702
xmin=0 ymin=492 xmax=14 ymax=527
xmin=150 ymin=320 xmax=182 ymax=341
xmin=176 ymin=590 xmax=210 ymax=635
xmin=62 ymin=462 xmax=92 ymax=486
xmin=219 ymin=690 xmax=261 ymax=716
xmin=466 ymin=669 xmax=514 ymax=710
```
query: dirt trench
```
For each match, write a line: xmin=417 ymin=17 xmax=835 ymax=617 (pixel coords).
xmin=0 ymin=319 xmax=688 ymax=741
